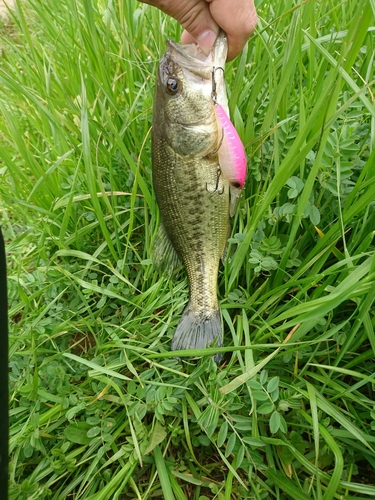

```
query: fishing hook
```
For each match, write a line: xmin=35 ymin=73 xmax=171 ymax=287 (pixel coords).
xmin=206 ymin=165 xmax=224 ymax=194
xmin=211 ymin=66 xmax=225 ymax=103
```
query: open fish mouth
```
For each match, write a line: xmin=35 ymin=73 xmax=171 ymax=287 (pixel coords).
xmin=166 ymin=29 xmax=227 ymax=65
xmin=166 ymin=39 xmax=209 ymax=64
xmin=163 ymin=31 xmax=229 ymax=112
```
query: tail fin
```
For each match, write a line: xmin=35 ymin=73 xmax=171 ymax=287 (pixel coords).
xmin=171 ymin=304 xmax=223 ymax=364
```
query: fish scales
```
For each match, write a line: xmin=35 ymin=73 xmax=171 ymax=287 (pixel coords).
xmin=153 ymin=144 xmax=229 ymax=314
xmin=152 ymin=32 xmax=244 ymax=361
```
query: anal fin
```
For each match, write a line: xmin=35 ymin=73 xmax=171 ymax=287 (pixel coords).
xmin=153 ymin=222 xmax=181 ymax=275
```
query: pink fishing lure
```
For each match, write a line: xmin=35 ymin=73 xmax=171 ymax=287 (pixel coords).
xmin=214 ymin=104 xmax=247 ymax=189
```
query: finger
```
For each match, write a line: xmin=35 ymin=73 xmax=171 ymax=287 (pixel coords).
xmin=209 ymin=0 xmax=257 ymax=60
xmin=141 ymin=0 xmax=219 ymax=54
xmin=181 ymin=28 xmax=217 ymax=54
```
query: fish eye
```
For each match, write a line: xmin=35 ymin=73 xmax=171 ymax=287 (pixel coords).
xmin=232 ymin=182 xmax=242 ymax=189
xmin=166 ymin=77 xmax=179 ymax=94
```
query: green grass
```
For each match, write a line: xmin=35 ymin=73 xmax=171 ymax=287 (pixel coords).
xmin=1 ymin=0 xmax=375 ymax=498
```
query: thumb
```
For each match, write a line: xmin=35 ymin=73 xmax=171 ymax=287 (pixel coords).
xmin=181 ymin=28 xmax=217 ymax=55
xmin=141 ymin=0 xmax=219 ymax=54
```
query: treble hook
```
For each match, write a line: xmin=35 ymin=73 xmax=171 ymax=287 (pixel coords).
xmin=206 ymin=165 xmax=224 ymax=194
xmin=211 ymin=66 xmax=225 ymax=103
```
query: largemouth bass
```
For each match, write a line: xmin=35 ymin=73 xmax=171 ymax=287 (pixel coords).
xmin=152 ymin=32 xmax=246 ymax=362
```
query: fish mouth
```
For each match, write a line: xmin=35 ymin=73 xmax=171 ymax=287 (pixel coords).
xmin=164 ymin=31 xmax=229 ymax=112
xmin=165 ymin=30 xmax=228 ymax=80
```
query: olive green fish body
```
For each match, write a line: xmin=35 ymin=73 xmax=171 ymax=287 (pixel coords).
xmin=153 ymin=141 xmax=229 ymax=312
xmin=152 ymin=33 xmax=230 ymax=359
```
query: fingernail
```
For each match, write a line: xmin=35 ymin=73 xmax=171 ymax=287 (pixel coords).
xmin=196 ymin=30 xmax=217 ymax=55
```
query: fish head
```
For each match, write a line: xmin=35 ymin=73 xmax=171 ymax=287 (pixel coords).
xmin=154 ymin=32 xmax=229 ymax=158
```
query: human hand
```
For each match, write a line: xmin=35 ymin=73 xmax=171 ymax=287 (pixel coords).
xmin=138 ymin=0 xmax=257 ymax=61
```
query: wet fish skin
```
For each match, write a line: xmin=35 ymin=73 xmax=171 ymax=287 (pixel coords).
xmin=152 ymin=33 xmax=231 ymax=361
